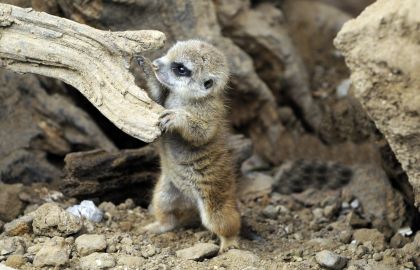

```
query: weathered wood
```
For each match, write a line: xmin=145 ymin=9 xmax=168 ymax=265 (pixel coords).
xmin=0 ymin=3 xmax=165 ymax=143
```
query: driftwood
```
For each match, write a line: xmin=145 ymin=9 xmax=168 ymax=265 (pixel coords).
xmin=0 ymin=3 xmax=165 ymax=143
xmin=60 ymin=134 xmax=252 ymax=202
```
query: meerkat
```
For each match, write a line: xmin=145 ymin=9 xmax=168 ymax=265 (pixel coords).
xmin=138 ymin=40 xmax=240 ymax=252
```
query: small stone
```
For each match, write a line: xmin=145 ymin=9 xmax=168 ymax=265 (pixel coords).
xmin=353 ymin=228 xmax=386 ymax=251
xmin=33 ymin=237 xmax=71 ymax=267
xmin=0 ymin=184 xmax=24 ymax=222
xmin=32 ymin=203 xmax=82 ymax=237
xmin=355 ymin=245 xmax=368 ymax=258
xmin=315 ymin=250 xmax=348 ymax=270
xmin=346 ymin=211 xmax=369 ymax=228
xmin=79 ymin=252 xmax=115 ymax=270
xmin=339 ymin=230 xmax=352 ymax=244
xmin=222 ymin=249 xmax=259 ymax=265
xmin=262 ymin=205 xmax=279 ymax=219
xmin=238 ymin=173 xmax=273 ymax=200
xmin=119 ymin=221 xmax=133 ymax=232
xmin=4 ymin=214 xmax=33 ymax=236
xmin=141 ymin=244 xmax=157 ymax=258
xmin=0 ymin=237 xmax=26 ymax=256
xmin=312 ymin=208 xmax=324 ymax=221
xmin=75 ymin=234 xmax=107 ymax=256
xmin=5 ymin=254 xmax=26 ymax=268
xmin=373 ymin=253 xmax=383 ymax=261
xmin=176 ymin=243 xmax=219 ymax=261
xmin=390 ymin=232 xmax=409 ymax=248
xmin=323 ymin=204 xmax=339 ymax=219
xmin=117 ymin=255 xmax=145 ymax=268
xmin=66 ymin=200 xmax=103 ymax=223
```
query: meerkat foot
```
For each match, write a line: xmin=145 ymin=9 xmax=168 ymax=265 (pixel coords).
xmin=143 ymin=221 xmax=175 ymax=234
xmin=219 ymin=236 xmax=239 ymax=253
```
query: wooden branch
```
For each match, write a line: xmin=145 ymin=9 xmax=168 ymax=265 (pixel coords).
xmin=0 ymin=3 xmax=165 ymax=143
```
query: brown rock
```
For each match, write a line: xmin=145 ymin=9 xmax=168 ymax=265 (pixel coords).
xmin=335 ymin=0 xmax=420 ymax=209
xmin=353 ymin=229 xmax=386 ymax=251
xmin=5 ymin=254 xmax=26 ymax=268
xmin=32 ymin=203 xmax=82 ymax=237
xmin=0 ymin=184 xmax=24 ymax=222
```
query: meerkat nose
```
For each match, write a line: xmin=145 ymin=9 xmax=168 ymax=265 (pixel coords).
xmin=152 ymin=59 xmax=163 ymax=71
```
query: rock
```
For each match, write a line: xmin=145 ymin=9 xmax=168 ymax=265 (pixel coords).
xmin=335 ymin=0 xmax=420 ymax=209
xmin=176 ymin=243 xmax=219 ymax=261
xmin=0 ymin=71 xmax=116 ymax=184
xmin=75 ymin=234 xmax=107 ymax=256
xmin=32 ymin=203 xmax=82 ymax=237
xmin=4 ymin=254 xmax=26 ymax=268
xmin=353 ymin=229 xmax=386 ymax=251
xmin=67 ymin=200 xmax=103 ymax=223
xmin=262 ymin=205 xmax=279 ymax=219
xmin=33 ymin=237 xmax=70 ymax=267
xmin=0 ymin=237 xmax=26 ymax=258
xmin=116 ymin=255 xmax=145 ymax=268
xmin=339 ymin=230 xmax=353 ymax=244
xmin=79 ymin=252 xmax=115 ymax=270
xmin=3 ymin=214 xmax=33 ymax=236
xmin=390 ymin=233 xmax=409 ymax=248
xmin=345 ymin=211 xmax=369 ymax=228
xmin=238 ymin=173 xmax=273 ymax=200
xmin=0 ymin=184 xmax=24 ymax=222
xmin=343 ymin=166 xmax=406 ymax=236
xmin=221 ymin=249 xmax=260 ymax=265
xmin=315 ymin=250 xmax=348 ymax=270
xmin=141 ymin=244 xmax=157 ymax=258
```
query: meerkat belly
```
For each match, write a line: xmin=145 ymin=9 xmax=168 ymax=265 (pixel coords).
xmin=159 ymin=134 xmax=232 ymax=195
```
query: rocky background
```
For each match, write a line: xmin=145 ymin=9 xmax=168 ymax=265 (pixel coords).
xmin=0 ymin=0 xmax=419 ymax=269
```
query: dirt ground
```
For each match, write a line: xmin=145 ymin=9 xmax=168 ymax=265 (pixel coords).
xmin=0 ymin=179 xmax=418 ymax=270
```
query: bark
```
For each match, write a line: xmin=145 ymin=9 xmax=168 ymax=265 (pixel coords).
xmin=0 ymin=3 xmax=165 ymax=143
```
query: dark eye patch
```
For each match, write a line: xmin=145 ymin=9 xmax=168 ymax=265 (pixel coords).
xmin=204 ymin=79 xmax=213 ymax=89
xmin=171 ymin=62 xmax=191 ymax=77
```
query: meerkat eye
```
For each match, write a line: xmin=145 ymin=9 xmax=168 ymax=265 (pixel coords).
xmin=204 ymin=79 xmax=213 ymax=89
xmin=171 ymin=62 xmax=191 ymax=77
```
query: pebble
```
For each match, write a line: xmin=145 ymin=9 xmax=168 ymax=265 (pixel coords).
xmin=346 ymin=211 xmax=369 ymax=228
xmin=315 ymin=250 xmax=348 ymax=270
xmin=262 ymin=205 xmax=279 ymax=219
xmin=141 ymin=244 xmax=157 ymax=258
xmin=32 ymin=203 xmax=82 ymax=237
xmin=79 ymin=252 xmax=115 ymax=270
xmin=67 ymin=200 xmax=103 ymax=223
xmin=3 ymin=214 xmax=33 ymax=236
xmin=75 ymin=234 xmax=107 ymax=256
xmin=33 ymin=237 xmax=71 ymax=267
xmin=339 ymin=230 xmax=352 ymax=244
xmin=353 ymin=228 xmax=386 ymax=251
xmin=390 ymin=232 xmax=409 ymax=248
xmin=176 ymin=243 xmax=219 ymax=261
xmin=117 ymin=255 xmax=145 ymax=268
xmin=373 ymin=252 xmax=383 ymax=261
xmin=0 ymin=237 xmax=26 ymax=256
xmin=5 ymin=254 xmax=26 ymax=268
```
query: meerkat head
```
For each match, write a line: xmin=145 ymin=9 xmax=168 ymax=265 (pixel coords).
xmin=152 ymin=40 xmax=229 ymax=99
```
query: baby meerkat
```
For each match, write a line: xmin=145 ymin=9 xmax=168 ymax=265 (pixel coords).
xmin=139 ymin=40 xmax=240 ymax=252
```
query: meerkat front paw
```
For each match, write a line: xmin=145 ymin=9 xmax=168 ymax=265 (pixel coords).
xmin=158 ymin=109 xmax=188 ymax=132
xmin=136 ymin=56 xmax=154 ymax=76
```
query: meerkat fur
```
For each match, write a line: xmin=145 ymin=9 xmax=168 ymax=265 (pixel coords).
xmin=139 ymin=40 xmax=240 ymax=252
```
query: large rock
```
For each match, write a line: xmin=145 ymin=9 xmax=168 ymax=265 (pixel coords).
xmin=0 ymin=70 xmax=116 ymax=184
xmin=79 ymin=252 xmax=115 ymax=270
xmin=335 ymin=0 xmax=420 ymax=209
xmin=32 ymin=203 xmax=82 ymax=237
xmin=176 ymin=243 xmax=219 ymax=261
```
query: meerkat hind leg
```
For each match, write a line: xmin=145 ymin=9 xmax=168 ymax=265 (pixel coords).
xmin=144 ymin=178 xmax=194 ymax=234
xmin=198 ymin=197 xmax=241 ymax=253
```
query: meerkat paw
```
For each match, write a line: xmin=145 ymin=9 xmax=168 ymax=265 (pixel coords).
xmin=219 ymin=236 xmax=239 ymax=253
xmin=143 ymin=221 xmax=175 ymax=234
xmin=136 ymin=56 xmax=154 ymax=76
xmin=158 ymin=109 xmax=188 ymax=132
